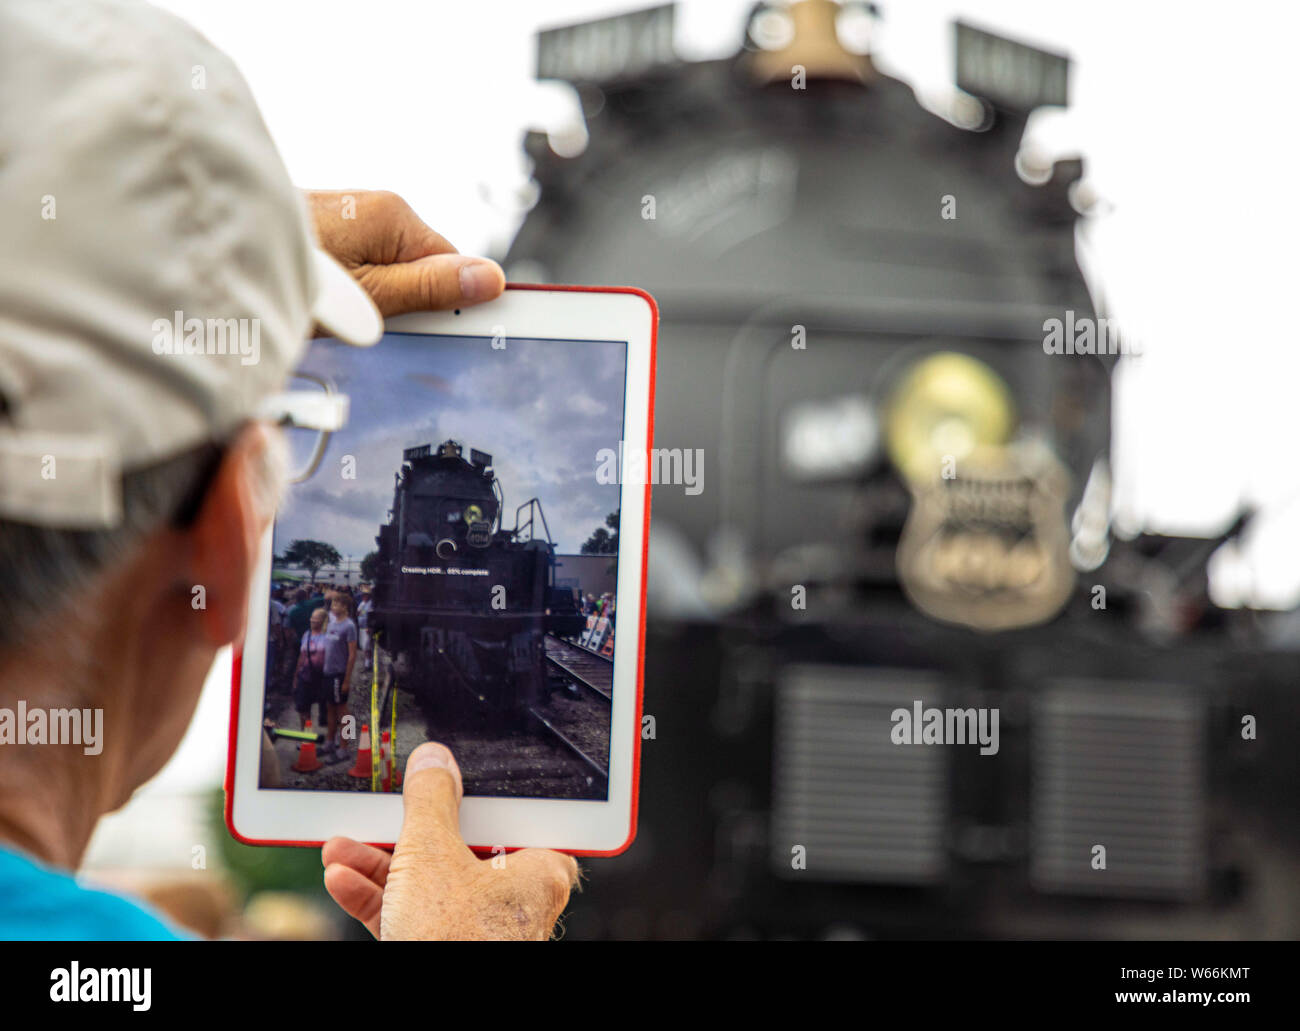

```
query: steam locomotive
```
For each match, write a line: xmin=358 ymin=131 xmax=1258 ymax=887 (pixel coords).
xmin=369 ymin=439 xmax=585 ymax=713
xmin=503 ymin=3 xmax=1300 ymax=939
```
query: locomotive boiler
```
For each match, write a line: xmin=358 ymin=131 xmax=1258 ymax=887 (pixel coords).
xmin=370 ymin=439 xmax=586 ymax=714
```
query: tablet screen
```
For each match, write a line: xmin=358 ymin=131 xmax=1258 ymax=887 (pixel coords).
xmin=261 ymin=331 xmax=627 ymax=802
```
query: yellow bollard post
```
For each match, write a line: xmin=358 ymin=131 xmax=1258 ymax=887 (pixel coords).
xmin=370 ymin=632 xmax=380 ymax=792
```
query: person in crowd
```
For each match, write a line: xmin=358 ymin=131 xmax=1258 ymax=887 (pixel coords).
xmin=278 ymin=589 xmax=302 ymax=693
xmin=357 ymin=586 xmax=374 ymax=672
xmin=268 ymin=588 xmax=288 ymax=695
xmin=294 ymin=608 xmax=329 ymax=731
xmin=288 ymin=586 xmax=325 ymax=637
xmin=321 ymin=593 xmax=358 ymax=757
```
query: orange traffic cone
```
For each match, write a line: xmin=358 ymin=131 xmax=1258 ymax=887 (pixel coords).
xmin=380 ymin=730 xmax=403 ymax=792
xmin=347 ymin=724 xmax=372 ymax=778
xmin=292 ymin=720 xmax=323 ymax=773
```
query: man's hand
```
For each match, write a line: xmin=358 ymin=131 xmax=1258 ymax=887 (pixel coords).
xmin=306 ymin=190 xmax=505 ymax=316
xmin=322 ymin=742 xmax=580 ymax=940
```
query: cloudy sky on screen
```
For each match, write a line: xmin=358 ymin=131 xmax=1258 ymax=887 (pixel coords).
xmin=273 ymin=333 xmax=627 ymax=558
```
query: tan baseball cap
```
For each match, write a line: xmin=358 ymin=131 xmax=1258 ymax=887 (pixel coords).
xmin=0 ymin=0 xmax=382 ymax=529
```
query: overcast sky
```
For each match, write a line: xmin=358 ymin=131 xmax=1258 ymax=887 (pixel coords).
xmin=276 ymin=333 xmax=626 ymax=558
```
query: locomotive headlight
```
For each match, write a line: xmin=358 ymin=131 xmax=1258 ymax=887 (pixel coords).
xmin=781 ymin=394 xmax=879 ymax=481
xmin=465 ymin=504 xmax=484 ymax=524
xmin=885 ymin=352 xmax=1016 ymax=484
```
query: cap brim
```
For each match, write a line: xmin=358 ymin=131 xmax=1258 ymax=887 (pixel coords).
xmin=310 ymin=248 xmax=384 ymax=346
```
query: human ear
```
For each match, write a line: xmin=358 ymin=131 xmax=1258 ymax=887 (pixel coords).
xmin=189 ymin=424 xmax=281 ymax=647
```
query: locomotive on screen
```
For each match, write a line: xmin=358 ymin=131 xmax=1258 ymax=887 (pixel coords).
xmin=370 ymin=439 xmax=586 ymax=712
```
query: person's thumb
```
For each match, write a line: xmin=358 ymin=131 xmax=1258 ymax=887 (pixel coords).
xmin=395 ymin=742 xmax=466 ymax=859
xmin=361 ymin=254 xmax=505 ymax=316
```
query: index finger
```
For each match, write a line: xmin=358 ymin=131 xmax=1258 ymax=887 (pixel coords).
xmin=322 ymin=835 xmax=392 ymax=887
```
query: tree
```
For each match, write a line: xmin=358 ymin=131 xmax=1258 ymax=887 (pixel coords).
xmin=581 ymin=511 xmax=619 ymax=555
xmin=281 ymin=539 xmax=341 ymax=585
xmin=360 ymin=550 xmax=379 ymax=584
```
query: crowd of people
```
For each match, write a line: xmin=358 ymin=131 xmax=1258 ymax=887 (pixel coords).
xmin=267 ymin=581 xmax=374 ymax=761
xmin=581 ymin=591 xmax=616 ymax=627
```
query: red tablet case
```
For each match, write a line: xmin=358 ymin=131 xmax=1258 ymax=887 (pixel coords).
xmin=224 ymin=283 xmax=657 ymax=856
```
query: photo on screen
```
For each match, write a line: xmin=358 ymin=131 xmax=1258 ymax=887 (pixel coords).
xmin=260 ymin=332 xmax=627 ymax=801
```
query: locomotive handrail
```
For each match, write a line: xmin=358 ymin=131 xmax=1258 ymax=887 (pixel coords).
xmin=513 ymin=497 xmax=554 ymax=547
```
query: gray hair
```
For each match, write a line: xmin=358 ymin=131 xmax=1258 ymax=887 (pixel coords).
xmin=0 ymin=429 xmax=286 ymax=653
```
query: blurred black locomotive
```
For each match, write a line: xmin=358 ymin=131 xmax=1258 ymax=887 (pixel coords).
xmin=504 ymin=2 xmax=1300 ymax=939
xmin=370 ymin=439 xmax=585 ymax=714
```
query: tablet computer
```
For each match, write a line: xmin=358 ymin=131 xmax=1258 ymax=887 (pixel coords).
xmin=225 ymin=284 xmax=656 ymax=855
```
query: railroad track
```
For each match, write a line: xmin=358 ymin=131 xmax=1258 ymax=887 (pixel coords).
xmin=533 ymin=635 xmax=616 ymax=784
xmin=526 ymin=705 xmax=609 ymax=785
xmin=395 ymin=634 xmax=614 ymax=796
xmin=545 ymin=634 xmax=614 ymax=701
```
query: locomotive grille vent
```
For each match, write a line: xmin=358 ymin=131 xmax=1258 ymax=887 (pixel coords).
xmin=771 ymin=666 xmax=949 ymax=884
xmin=1030 ymin=681 xmax=1206 ymax=900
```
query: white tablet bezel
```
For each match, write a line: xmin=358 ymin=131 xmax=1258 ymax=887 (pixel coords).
xmin=227 ymin=285 xmax=655 ymax=855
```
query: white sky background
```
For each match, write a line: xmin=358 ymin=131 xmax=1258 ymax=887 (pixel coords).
xmin=86 ymin=0 xmax=1300 ymax=856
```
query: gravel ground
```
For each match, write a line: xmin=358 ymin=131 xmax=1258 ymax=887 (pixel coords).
xmin=263 ymin=650 xmax=611 ymax=800
xmin=533 ymin=685 xmax=612 ymax=770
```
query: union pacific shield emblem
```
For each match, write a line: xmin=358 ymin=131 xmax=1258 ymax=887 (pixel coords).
xmin=896 ymin=441 xmax=1075 ymax=631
